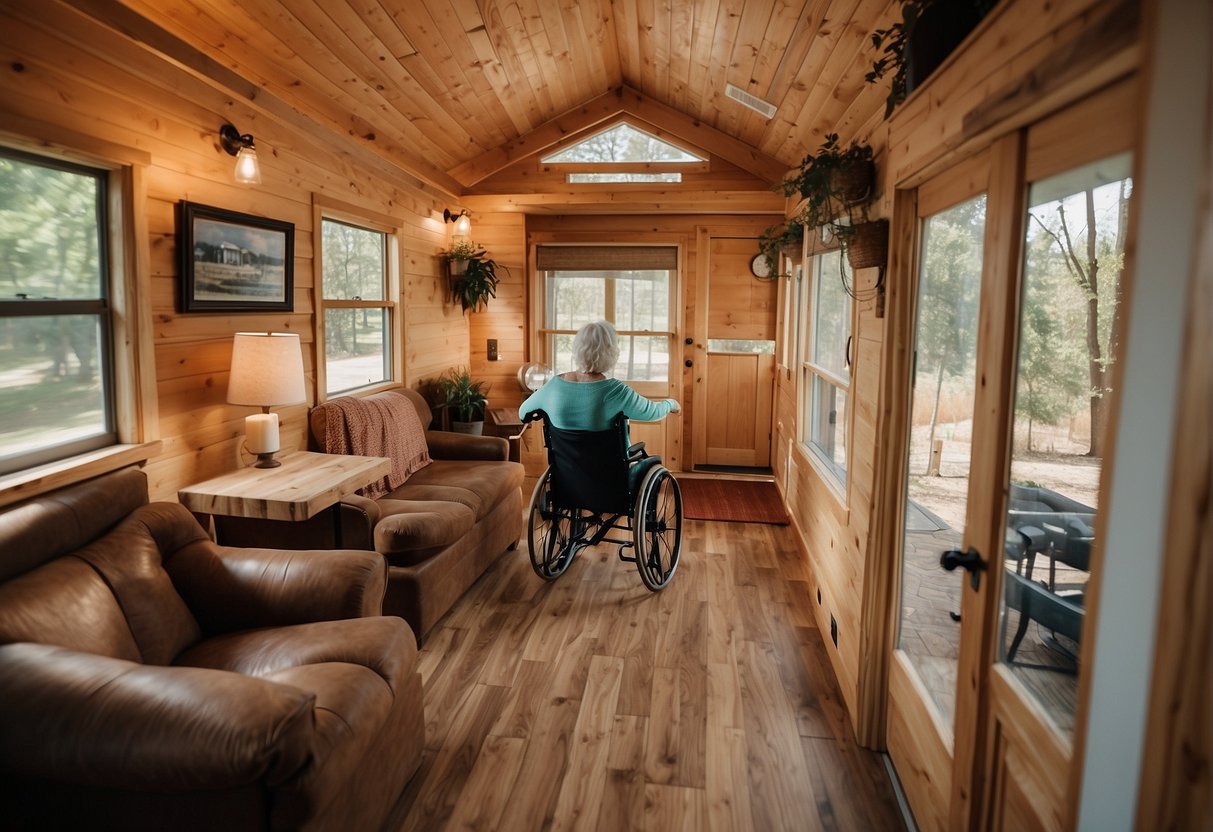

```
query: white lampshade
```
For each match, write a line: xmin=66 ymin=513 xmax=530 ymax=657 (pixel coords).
xmin=227 ymin=332 xmax=306 ymax=408
xmin=453 ymin=212 xmax=471 ymax=238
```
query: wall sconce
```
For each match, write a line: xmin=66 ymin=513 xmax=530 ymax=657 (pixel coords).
xmin=443 ymin=207 xmax=472 ymax=239
xmin=220 ymin=123 xmax=262 ymax=185
xmin=227 ymin=332 xmax=306 ymax=468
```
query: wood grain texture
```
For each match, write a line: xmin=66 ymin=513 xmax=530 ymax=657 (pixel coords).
xmin=176 ymin=451 xmax=389 ymax=520
xmin=384 ymin=517 xmax=905 ymax=831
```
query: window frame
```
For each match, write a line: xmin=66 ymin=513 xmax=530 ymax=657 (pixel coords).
xmin=532 ymin=240 xmax=681 ymax=400
xmin=0 ymin=139 xmax=159 ymax=493
xmin=313 ymin=198 xmax=402 ymax=401
xmin=798 ymin=250 xmax=854 ymax=499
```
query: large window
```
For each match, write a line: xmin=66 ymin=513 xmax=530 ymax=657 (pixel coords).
xmin=319 ymin=217 xmax=395 ymax=396
xmin=537 ymin=245 xmax=675 ymax=386
xmin=0 ymin=149 xmax=115 ymax=475
xmin=800 ymin=252 xmax=852 ymax=488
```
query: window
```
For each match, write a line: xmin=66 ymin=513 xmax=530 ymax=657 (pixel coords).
xmin=319 ymin=217 xmax=395 ymax=396
xmin=541 ymin=124 xmax=703 ymax=164
xmin=800 ymin=252 xmax=852 ymax=488
xmin=567 ymin=173 xmax=682 ymax=184
xmin=537 ymin=245 xmax=676 ymax=387
xmin=0 ymin=149 xmax=115 ymax=475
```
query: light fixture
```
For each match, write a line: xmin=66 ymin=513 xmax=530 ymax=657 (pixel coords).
xmin=220 ymin=123 xmax=262 ymax=185
xmin=443 ymin=207 xmax=472 ymax=238
xmin=227 ymin=332 xmax=306 ymax=468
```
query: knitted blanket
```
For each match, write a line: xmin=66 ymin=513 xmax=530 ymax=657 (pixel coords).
xmin=320 ymin=394 xmax=432 ymax=499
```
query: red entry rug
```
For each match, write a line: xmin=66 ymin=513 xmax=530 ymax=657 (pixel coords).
xmin=677 ymin=478 xmax=789 ymax=525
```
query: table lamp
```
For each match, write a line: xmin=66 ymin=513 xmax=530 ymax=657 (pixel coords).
xmin=227 ymin=332 xmax=306 ymax=468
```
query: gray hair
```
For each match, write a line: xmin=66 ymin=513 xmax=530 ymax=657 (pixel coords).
xmin=572 ymin=320 xmax=620 ymax=375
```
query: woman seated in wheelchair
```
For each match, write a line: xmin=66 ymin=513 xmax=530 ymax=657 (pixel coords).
xmin=518 ymin=320 xmax=683 ymax=591
xmin=517 ymin=319 xmax=680 ymax=431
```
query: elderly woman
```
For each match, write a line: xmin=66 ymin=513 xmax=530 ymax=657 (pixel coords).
xmin=519 ymin=320 xmax=680 ymax=430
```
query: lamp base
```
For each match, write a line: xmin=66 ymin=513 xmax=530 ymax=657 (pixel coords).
xmin=253 ymin=452 xmax=281 ymax=469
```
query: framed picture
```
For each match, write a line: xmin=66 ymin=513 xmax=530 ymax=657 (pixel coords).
xmin=178 ymin=201 xmax=294 ymax=313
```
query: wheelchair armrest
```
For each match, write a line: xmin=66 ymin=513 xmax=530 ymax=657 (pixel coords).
xmin=628 ymin=442 xmax=647 ymax=460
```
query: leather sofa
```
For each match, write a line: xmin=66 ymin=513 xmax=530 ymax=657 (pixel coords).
xmin=217 ymin=388 xmax=525 ymax=641
xmin=0 ymin=467 xmax=424 ymax=831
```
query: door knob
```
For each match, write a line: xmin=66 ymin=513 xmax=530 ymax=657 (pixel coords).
xmin=684 ymin=359 xmax=693 ymax=367
xmin=684 ymin=337 xmax=694 ymax=345
xmin=940 ymin=546 xmax=986 ymax=590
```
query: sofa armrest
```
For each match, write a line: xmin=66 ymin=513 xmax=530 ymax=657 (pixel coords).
xmin=424 ymin=430 xmax=509 ymax=461
xmin=165 ymin=539 xmax=387 ymax=634
xmin=0 ymin=643 xmax=314 ymax=790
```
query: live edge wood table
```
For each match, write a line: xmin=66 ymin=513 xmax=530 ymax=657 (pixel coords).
xmin=178 ymin=451 xmax=390 ymax=547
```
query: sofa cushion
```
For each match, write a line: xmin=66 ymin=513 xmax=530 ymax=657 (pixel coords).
xmin=173 ymin=617 xmax=416 ymax=691
xmin=0 ymin=558 xmax=141 ymax=661
xmin=388 ymin=459 xmax=524 ymax=522
xmin=371 ymin=499 xmax=476 ymax=562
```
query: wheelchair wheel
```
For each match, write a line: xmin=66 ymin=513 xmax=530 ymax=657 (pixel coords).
xmin=527 ymin=467 xmax=579 ymax=580
xmin=633 ymin=467 xmax=682 ymax=591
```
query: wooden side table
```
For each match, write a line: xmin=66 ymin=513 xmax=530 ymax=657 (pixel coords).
xmin=178 ymin=451 xmax=390 ymax=546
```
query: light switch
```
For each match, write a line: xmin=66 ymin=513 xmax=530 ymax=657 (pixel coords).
xmin=487 ymin=339 xmax=498 ymax=361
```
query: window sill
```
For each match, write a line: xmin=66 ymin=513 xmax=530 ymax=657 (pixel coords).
xmin=0 ymin=441 xmax=162 ymax=509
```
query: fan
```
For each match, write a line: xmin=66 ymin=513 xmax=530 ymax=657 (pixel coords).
xmin=517 ymin=362 xmax=553 ymax=392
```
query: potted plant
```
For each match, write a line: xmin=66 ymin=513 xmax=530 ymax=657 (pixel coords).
xmin=867 ymin=0 xmax=997 ymax=118
xmin=836 ymin=218 xmax=890 ymax=271
xmin=437 ymin=366 xmax=489 ymax=434
xmin=779 ymin=133 xmax=876 ymax=231
xmin=443 ymin=240 xmax=500 ymax=313
xmin=758 ymin=218 xmax=805 ymax=278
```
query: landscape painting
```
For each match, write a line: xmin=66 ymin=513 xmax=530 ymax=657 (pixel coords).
xmin=179 ymin=201 xmax=294 ymax=312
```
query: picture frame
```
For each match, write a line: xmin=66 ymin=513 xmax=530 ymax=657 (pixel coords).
xmin=178 ymin=201 xmax=294 ymax=313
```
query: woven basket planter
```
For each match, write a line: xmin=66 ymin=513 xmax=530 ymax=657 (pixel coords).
xmin=829 ymin=159 xmax=876 ymax=206
xmin=844 ymin=219 xmax=889 ymax=271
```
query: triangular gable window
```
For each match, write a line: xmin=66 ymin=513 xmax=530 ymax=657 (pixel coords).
xmin=542 ymin=123 xmax=704 ymax=164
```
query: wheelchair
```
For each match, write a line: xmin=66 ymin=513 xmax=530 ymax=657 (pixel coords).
xmin=520 ymin=409 xmax=682 ymax=591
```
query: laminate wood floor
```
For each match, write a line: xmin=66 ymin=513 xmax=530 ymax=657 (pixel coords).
xmin=385 ymin=518 xmax=906 ymax=831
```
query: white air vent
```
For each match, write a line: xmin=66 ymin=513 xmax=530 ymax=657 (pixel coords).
xmin=725 ymin=83 xmax=777 ymax=119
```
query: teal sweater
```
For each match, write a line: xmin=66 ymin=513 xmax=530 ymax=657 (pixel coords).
xmin=518 ymin=377 xmax=676 ymax=431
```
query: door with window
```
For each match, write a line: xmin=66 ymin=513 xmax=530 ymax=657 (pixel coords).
xmin=886 ymin=82 xmax=1136 ymax=831
xmin=692 ymin=235 xmax=777 ymax=469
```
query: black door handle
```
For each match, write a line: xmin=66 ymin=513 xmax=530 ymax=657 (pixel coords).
xmin=684 ymin=359 xmax=693 ymax=367
xmin=940 ymin=546 xmax=986 ymax=590
xmin=684 ymin=337 xmax=694 ymax=345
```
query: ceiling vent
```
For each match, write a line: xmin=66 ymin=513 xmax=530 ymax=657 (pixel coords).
xmin=725 ymin=83 xmax=777 ymax=119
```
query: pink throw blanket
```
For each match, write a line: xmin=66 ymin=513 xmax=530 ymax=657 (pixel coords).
xmin=320 ymin=395 xmax=432 ymax=499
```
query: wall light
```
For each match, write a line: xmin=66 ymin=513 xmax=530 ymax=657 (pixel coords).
xmin=220 ymin=123 xmax=262 ymax=185
xmin=443 ymin=207 xmax=472 ymax=239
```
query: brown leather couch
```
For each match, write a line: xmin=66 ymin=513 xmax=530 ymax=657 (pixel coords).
xmin=0 ymin=467 xmax=424 ymax=831
xmin=217 ymin=388 xmax=525 ymax=641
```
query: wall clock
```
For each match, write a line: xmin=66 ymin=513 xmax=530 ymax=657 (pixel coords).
xmin=750 ymin=252 xmax=772 ymax=279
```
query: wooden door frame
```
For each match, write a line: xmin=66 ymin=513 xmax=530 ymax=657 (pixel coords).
xmin=689 ymin=226 xmax=779 ymax=470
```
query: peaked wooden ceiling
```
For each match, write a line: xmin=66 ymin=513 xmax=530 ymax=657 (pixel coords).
xmin=114 ymin=0 xmax=899 ymax=196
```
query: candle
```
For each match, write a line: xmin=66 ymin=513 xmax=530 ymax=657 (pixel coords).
xmin=245 ymin=413 xmax=280 ymax=455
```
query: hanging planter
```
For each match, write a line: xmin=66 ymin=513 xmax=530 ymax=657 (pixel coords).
xmin=830 ymin=157 xmax=876 ymax=206
xmin=840 ymin=219 xmax=889 ymax=271
xmin=441 ymin=240 xmax=500 ymax=313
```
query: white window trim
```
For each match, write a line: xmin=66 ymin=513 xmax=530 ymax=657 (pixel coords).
xmin=312 ymin=196 xmax=402 ymax=403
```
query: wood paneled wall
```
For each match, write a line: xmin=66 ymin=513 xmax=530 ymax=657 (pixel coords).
xmin=0 ymin=1 xmax=466 ymax=501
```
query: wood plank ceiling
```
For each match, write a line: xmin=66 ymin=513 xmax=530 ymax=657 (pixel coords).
xmin=115 ymin=0 xmax=898 ymax=196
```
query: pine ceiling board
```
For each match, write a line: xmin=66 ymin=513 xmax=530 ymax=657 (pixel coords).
xmin=359 ymin=0 xmax=418 ymax=60
xmin=592 ymin=0 xmax=622 ymax=89
xmin=494 ymin=0 xmax=557 ymax=117
xmin=634 ymin=0 xmax=659 ymax=99
xmin=514 ymin=0 xmax=575 ymax=115
xmin=405 ymin=0 xmax=517 ymax=148
xmin=719 ymin=0 xmax=779 ymax=140
xmin=651 ymin=0 xmax=674 ymax=106
xmin=774 ymin=0 xmax=894 ymax=162
xmin=754 ymin=0 xmax=866 ymax=160
xmin=114 ymin=0 xmax=463 ymax=190
xmin=668 ymin=0 xmax=694 ymax=113
xmin=684 ymin=0 xmax=723 ymax=117
xmin=531 ymin=0 xmax=586 ymax=114
xmin=734 ymin=0 xmax=815 ymax=149
xmin=557 ymin=0 xmax=605 ymax=96
xmin=696 ymin=0 xmax=747 ymax=134
xmin=613 ymin=0 xmax=642 ymax=92
xmin=474 ymin=2 xmax=547 ymax=132
xmin=312 ymin=0 xmax=500 ymax=155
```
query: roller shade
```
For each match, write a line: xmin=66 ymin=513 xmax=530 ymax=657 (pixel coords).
xmin=536 ymin=245 xmax=678 ymax=272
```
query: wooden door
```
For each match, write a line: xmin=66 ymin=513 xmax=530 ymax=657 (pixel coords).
xmin=885 ymin=82 xmax=1137 ymax=831
xmin=691 ymin=235 xmax=777 ymax=469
